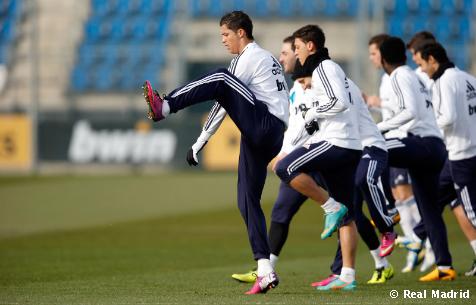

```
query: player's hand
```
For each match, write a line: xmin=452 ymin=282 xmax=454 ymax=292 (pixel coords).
xmin=365 ymin=95 xmax=381 ymax=108
xmin=305 ymin=120 xmax=319 ymax=135
xmin=186 ymin=148 xmax=199 ymax=166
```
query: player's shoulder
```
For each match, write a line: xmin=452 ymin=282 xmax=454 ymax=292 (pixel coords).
xmin=391 ymin=65 xmax=416 ymax=83
xmin=315 ymin=59 xmax=345 ymax=79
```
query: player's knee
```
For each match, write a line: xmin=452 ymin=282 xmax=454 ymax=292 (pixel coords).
xmin=275 ymin=161 xmax=290 ymax=182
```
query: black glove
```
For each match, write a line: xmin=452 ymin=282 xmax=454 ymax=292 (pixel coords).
xmin=186 ymin=148 xmax=198 ymax=166
xmin=305 ymin=120 xmax=319 ymax=135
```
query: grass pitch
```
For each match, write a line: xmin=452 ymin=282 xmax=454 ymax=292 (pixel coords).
xmin=0 ymin=172 xmax=474 ymax=304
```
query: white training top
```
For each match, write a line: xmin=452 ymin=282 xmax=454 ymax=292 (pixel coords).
xmin=431 ymin=67 xmax=476 ymax=160
xmin=191 ymin=42 xmax=290 ymax=151
xmin=377 ymin=65 xmax=442 ymax=139
xmin=379 ymin=73 xmax=408 ymax=139
xmin=348 ymin=78 xmax=387 ymax=151
xmin=280 ymin=80 xmax=309 ymax=154
xmin=303 ymin=59 xmax=362 ymax=151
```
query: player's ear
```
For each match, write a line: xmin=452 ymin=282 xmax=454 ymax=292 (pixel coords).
xmin=237 ymin=28 xmax=245 ymax=39
xmin=306 ymin=41 xmax=315 ymax=52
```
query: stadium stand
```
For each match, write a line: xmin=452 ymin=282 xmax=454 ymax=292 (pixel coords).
xmin=384 ymin=0 xmax=473 ymax=69
xmin=188 ymin=0 xmax=359 ymax=18
xmin=70 ymin=0 xmax=172 ymax=91
xmin=69 ymin=0 xmax=473 ymax=93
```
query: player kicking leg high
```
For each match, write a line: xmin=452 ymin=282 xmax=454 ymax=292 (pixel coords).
xmin=274 ymin=25 xmax=362 ymax=291
xmin=143 ymin=11 xmax=288 ymax=294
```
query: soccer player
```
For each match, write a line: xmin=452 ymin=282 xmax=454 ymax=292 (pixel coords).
xmin=231 ymin=36 xmax=317 ymax=283
xmin=274 ymin=24 xmax=362 ymax=291
xmin=308 ymin=75 xmax=396 ymax=286
xmin=377 ymin=37 xmax=455 ymax=281
xmin=417 ymin=42 xmax=476 ymax=276
xmin=366 ymin=34 xmax=424 ymax=273
xmin=142 ymin=11 xmax=288 ymax=294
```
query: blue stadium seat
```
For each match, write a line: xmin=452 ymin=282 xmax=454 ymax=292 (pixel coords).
xmin=324 ymin=0 xmax=358 ymax=17
xmin=71 ymin=67 xmax=90 ymax=91
xmin=0 ymin=18 xmax=13 ymax=42
xmin=384 ymin=0 xmax=408 ymax=16
xmin=117 ymin=0 xmax=142 ymax=16
xmin=93 ymin=0 xmax=120 ymax=17
xmin=418 ymin=0 xmax=443 ymax=15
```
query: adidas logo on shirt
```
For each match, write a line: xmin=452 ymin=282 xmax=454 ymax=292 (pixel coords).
xmin=466 ymin=80 xmax=476 ymax=100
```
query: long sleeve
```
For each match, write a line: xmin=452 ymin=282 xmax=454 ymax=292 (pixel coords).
xmin=434 ymin=78 xmax=457 ymax=130
xmin=191 ymin=102 xmax=227 ymax=152
xmin=305 ymin=62 xmax=350 ymax=121
xmin=377 ymin=71 xmax=418 ymax=132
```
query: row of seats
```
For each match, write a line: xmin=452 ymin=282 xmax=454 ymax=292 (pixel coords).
xmin=384 ymin=0 xmax=473 ymax=16
xmin=387 ymin=16 xmax=472 ymax=43
xmin=77 ymin=44 xmax=164 ymax=68
xmin=70 ymin=0 xmax=172 ymax=91
xmin=92 ymin=0 xmax=169 ymax=17
xmin=71 ymin=63 xmax=158 ymax=91
xmin=189 ymin=0 xmax=359 ymax=18
xmin=85 ymin=17 xmax=166 ymax=42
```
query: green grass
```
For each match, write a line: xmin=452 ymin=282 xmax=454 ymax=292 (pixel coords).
xmin=0 ymin=173 xmax=475 ymax=304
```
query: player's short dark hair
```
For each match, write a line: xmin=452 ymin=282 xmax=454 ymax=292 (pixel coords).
xmin=283 ymin=35 xmax=295 ymax=51
xmin=419 ymin=42 xmax=450 ymax=63
xmin=406 ymin=31 xmax=436 ymax=50
xmin=412 ymin=39 xmax=436 ymax=54
xmin=368 ymin=33 xmax=390 ymax=47
xmin=380 ymin=36 xmax=407 ymax=65
xmin=293 ymin=24 xmax=326 ymax=49
xmin=220 ymin=11 xmax=254 ymax=40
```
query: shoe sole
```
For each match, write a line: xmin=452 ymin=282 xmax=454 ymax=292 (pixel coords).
xmin=142 ymin=81 xmax=157 ymax=122
xmin=231 ymin=274 xmax=257 ymax=283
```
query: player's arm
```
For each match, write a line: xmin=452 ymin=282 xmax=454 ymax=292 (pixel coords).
xmin=434 ymin=78 xmax=457 ymax=130
xmin=377 ymin=72 xmax=417 ymax=132
xmin=304 ymin=64 xmax=350 ymax=121
xmin=187 ymin=102 xmax=227 ymax=166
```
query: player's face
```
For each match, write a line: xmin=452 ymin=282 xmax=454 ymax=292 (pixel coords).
xmin=297 ymin=77 xmax=312 ymax=90
xmin=419 ymin=55 xmax=437 ymax=78
xmin=368 ymin=43 xmax=382 ymax=69
xmin=279 ymin=42 xmax=296 ymax=74
xmin=220 ymin=24 xmax=241 ymax=54
xmin=294 ymin=38 xmax=312 ymax=66
xmin=412 ymin=50 xmax=424 ymax=66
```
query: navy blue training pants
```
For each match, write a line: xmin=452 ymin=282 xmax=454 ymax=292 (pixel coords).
xmin=385 ymin=136 xmax=451 ymax=267
xmin=413 ymin=157 xmax=460 ymax=241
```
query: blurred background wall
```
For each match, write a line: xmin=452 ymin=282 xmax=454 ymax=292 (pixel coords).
xmin=0 ymin=0 xmax=474 ymax=173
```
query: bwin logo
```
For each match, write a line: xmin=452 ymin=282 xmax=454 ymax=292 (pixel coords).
xmin=466 ymin=81 xmax=476 ymax=100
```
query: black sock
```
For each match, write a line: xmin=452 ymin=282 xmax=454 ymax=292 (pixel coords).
xmin=269 ymin=221 xmax=289 ymax=256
